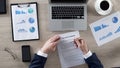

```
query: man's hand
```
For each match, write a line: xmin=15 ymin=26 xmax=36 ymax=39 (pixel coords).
xmin=74 ymin=38 xmax=89 ymax=55
xmin=41 ymin=35 xmax=60 ymax=54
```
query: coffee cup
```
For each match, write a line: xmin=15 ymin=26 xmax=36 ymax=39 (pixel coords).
xmin=95 ymin=0 xmax=113 ymax=15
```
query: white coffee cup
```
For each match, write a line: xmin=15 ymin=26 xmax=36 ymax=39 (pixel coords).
xmin=95 ymin=0 xmax=113 ymax=15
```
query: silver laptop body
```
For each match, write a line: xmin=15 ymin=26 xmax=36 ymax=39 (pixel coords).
xmin=49 ymin=0 xmax=88 ymax=31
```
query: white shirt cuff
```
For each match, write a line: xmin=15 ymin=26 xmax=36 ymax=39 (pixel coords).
xmin=83 ymin=50 xmax=92 ymax=59
xmin=37 ymin=50 xmax=48 ymax=58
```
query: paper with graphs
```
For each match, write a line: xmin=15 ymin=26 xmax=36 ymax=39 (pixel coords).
xmin=90 ymin=12 xmax=120 ymax=46
xmin=57 ymin=31 xmax=85 ymax=68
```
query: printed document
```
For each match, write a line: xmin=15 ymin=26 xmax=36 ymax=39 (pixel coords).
xmin=90 ymin=11 xmax=120 ymax=46
xmin=57 ymin=31 xmax=85 ymax=68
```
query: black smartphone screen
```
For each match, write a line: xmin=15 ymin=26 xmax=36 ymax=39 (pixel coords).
xmin=0 ymin=0 xmax=6 ymax=14
xmin=22 ymin=45 xmax=31 ymax=62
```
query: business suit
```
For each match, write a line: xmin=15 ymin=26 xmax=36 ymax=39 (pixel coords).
xmin=85 ymin=53 xmax=103 ymax=68
xmin=29 ymin=53 xmax=103 ymax=68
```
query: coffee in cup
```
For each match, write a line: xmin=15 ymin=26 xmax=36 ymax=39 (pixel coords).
xmin=95 ymin=0 xmax=113 ymax=15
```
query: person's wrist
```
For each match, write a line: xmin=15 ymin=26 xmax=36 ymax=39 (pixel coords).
xmin=83 ymin=50 xmax=92 ymax=59
xmin=40 ymin=47 xmax=49 ymax=54
xmin=37 ymin=50 xmax=48 ymax=57
xmin=83 ymin=49 xmax=89 ymax=55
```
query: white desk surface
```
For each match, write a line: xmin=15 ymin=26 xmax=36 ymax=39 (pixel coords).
xmin=0 ymin=0 xmax=120 ymax=68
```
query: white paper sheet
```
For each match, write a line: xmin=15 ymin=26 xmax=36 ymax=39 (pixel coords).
xmin=11 ymin=3 xmax=39 ymax=41
xmin=90 ymin=11 xmax=120 ymax=46
xmin=57 ymin=31 xmax=85 ymax=68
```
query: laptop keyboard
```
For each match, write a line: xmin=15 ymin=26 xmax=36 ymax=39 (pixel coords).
xmin=52 ymin=6 xmax=84 ymax=19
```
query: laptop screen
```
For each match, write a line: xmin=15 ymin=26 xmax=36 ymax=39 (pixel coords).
xmin=51 ymin=0 xmax=87 ymax=3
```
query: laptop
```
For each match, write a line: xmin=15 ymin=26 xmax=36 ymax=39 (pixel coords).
xmin=49 ymin=0 xmax=88 ymax=31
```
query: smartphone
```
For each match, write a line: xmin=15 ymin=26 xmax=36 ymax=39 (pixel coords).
xmin=0 ymin=0 xmax=6 ymax=14
xmin=22 ymin=45 xmax=31 ymax=62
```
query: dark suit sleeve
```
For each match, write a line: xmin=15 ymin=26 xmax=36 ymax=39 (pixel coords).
xmin=85 ymin=53 xmax=104 ymax=68
xmin=29 ymin=54 xmax=47 ymax=68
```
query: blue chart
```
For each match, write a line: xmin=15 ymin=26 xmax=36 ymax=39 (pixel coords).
xmin=11 ymin=2 xmax=39 ymax=41
xmin=99 ymin=32 xmax=113 ymax=41
xmin=28 ymin=8 xmax=34 ymax=14
xmin=17 ymin=9 xmax=35 ymax=33
xmin=16 ymin=10 xmax=26 ymax=14
xmin=29 ymin=17 xmax=35 ymax=24
xmin=112 ymin=17 xmax=118 ymax=23
xmin=94 ymin=17 xmax=119 ymax=32
xmin=94 ymin=24 xmax=109 ymax=32
xmin=115 ymin=26 xmax=120 ymax=33
xmin=17 ymin=20 xmax=25 ymax=24
xmin=29 ymin=27 xmax=35 ymax=33
xmin=18 ymin=29 xmax=27 ymax=33
xmin=90 ymin=12 xmax=120 ymax=46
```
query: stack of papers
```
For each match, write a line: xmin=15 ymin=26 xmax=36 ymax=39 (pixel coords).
xmin=90 ymin=12 xmax=120 ymax=46
xmin=57 ymin=31 xmax=85 ymax=68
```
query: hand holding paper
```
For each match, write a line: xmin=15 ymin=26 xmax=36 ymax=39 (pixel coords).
xmin=41 ymin=35 xmax=60 ymax=54
xmin=39 ymin=31 xmax=95 ymax=68
xmin=74 ymin=38 xmax=89 ymax=55
xmin=57 ymin=31 xmax=85 ymax=68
